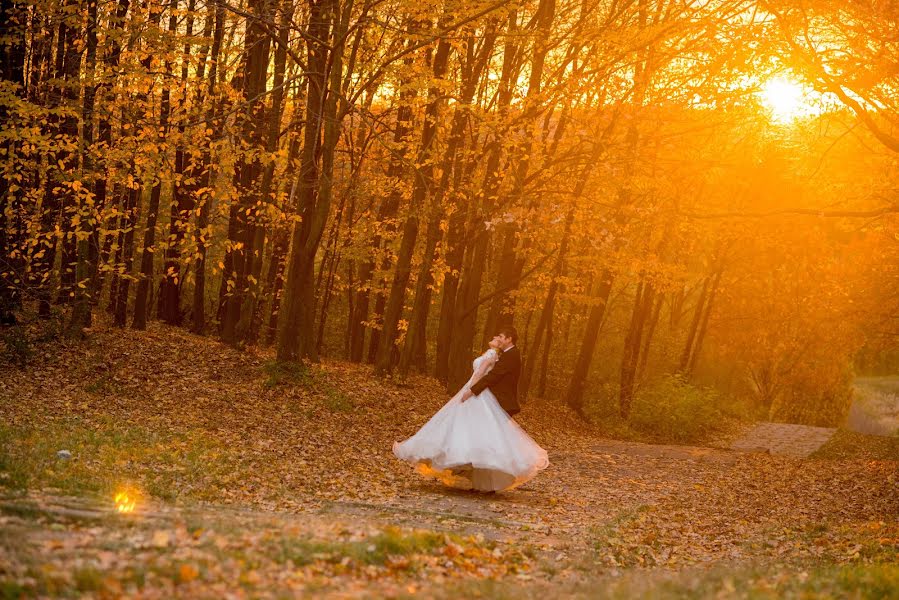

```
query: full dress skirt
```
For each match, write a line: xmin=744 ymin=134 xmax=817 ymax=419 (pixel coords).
xmin=393 ymin=354 xmax=549 ymax=492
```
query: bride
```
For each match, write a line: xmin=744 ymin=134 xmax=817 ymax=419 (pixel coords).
xmin=393 ymin=330 xmax=549 ymax=492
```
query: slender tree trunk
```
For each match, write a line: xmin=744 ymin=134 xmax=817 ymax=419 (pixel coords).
xmin=481 ymin=0 xmax=555 ymax=340
xmin=353 ymin=46 xmax=417 ymax=365
xmin=637 ymin=291 xmax=663 ymax=378
xmin=403 ymin=29 xmax=495 ymax=381
xmin=276 ymin=0 xmax=339 ymax=361
xmin=264 ymin=83 xmax=309 ymax=345
xmin=521 ymin=204 xmax=574 ymax=398
xmin=157 ymin=0 xmax=197 ymax=325
xmin=192 ymin=0 xmax=225 ymax=334
xmin=446 ymin=11 xmax=522 ymax=391
xmin=67 ymin=0 xmax=101 ymax=335
xmin=376 ymin=28 xmax=452 ymax=376
xmin=220 ymin=0 xmax=273 ymax=344
xmin=37 ymin=0 xmax=79 ymax=315
xmin=314 ymin=189 xmax=348 ymax=353
xmin=618 ymin=280 xmax=656 ymax=418
xmin=686 ymin=267 xmax=722 ymax=376
xmin=55 ymin=3 xmax=84 ymax=305
xmin=537 ymin=312 xmax=553 ymax=398
xmin=244 ymin=0 xmax=293 ymax=344
xmin=0 ymin=0 xmax=28 ymax=323
xmin=133 ymin=1 xmax=179 ymax=330
xmin=679 ymin=276 xmax=710 ymax=373
xmin=0 ymin=0 xmax=27 ymax=322
xmin=564 ymin=270 xmax=615 ymax=414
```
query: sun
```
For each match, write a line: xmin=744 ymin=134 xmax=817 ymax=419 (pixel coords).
xmin=760 ymin=77 xmax=818 ymax=123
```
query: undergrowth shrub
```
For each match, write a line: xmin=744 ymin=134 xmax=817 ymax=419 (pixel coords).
xmin=628 ymin=374 xmax=737 ymax=443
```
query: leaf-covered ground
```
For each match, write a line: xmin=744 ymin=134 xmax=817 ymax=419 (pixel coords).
xmin=1 ymin=321 xmax=897 ymax=598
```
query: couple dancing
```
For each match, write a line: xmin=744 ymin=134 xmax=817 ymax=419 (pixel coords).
xmin=393 ymin=327 xmax=549 ymax=492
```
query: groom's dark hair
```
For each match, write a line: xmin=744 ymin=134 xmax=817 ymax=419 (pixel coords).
xmin=498 ymin=326 xmax=518 ymax=344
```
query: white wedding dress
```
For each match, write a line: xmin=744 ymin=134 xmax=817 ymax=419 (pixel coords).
xmin=393 ymin=349 xmax=549 ymax=492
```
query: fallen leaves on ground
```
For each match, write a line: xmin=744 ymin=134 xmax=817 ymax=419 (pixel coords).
xmin=0 ymin=320 xmax=896 ymax=597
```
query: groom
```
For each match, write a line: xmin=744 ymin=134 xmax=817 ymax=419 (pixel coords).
xmin=461 ymin=327 xmax=521 ymax=416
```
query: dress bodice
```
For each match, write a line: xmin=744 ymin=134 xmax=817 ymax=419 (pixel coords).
xmin=470 ymin=350 xmax=499 ymax=383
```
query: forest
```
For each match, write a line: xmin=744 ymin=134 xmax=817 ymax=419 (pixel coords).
xmin=1 ymin=1 xmax=898 ymax=596
xmin=2 ymin=0 xmax=898 ymax=425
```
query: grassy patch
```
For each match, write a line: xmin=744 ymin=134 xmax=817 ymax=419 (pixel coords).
xmin=271 ymin=526 xmax=448 ymax=567
xmin=0 ymin=502 xmax=42 ymax=520
xmin=262 ymin=360 xmax=313 ymax=389
xmin=613 ymin=562 xmax=899 ymax=600
xmin=585 ymin=376 xmax=748 ymax=444
xmin=0 ymin=417 xmax=239 ymax=501
xmin=262 ymin=360 xmax=355 ymax=413
xmin=0 ymin=580 xmax=27 ymax=600
xmin=628 ymin=375 xmax=742 ymax=444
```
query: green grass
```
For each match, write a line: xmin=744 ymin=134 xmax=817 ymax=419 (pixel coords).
xmin=584 ymin=375 xmax=748 ymax=445
xmin=262 ymin=360 xmax=355 ymax=413
xmin=271 ymin=526 xmax=447 ymax=567
xmin=0 ymin=580 xmax=27 ymax=600
xmin=0 ymin=416 xmax=239 ymax=501
xmin=262 ymin=360 xmax=313 ymax=389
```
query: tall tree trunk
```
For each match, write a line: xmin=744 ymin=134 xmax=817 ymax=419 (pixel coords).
xmin=157 ymin=0 xmax=197 ymax=325
xmin=37 ymin=0 xmax=80 ymax=315
xmin=244 ymin=0 xmax=293 ymax=344
xmin=0 ymin=0 xmax=27 ymax=323
xmin=55 ymin=1 xmax=84 ymax=306
xmin=521 ymin=204 xmax=574 ymax=398
xmin=314 ymin=192 xmax=348 ymax=354
xmin=375 ymin=28 xmax=452 ymax=377
xmin=220 ymin=0 xmax=273 ymax=344
xmin=67 ymin=0 xmax=101 ymax=335
xmin=564 ymin=269 xmax=615 ymax=414
xmin=481 ymin=0 xmax=555 ymax=340
xmin=133 ymin=1 xmax=179 ymax=330
xmin=678 ymin=276 xmax=710 ymax=373
xmin=89 ymin=0 xmax=131 ymax=315
xmin=114 ymin=2 xmax=162 ymax=326
xmin=618 ymin=279 xmax=656 ymax=418
xmin=403 ymin=29 xmax=496 ymax=381
xmin=277 ymin=0 xmax=340 ymax=361
xmin=263 ymin=90 xmax=308 ymax=345
xmin=352 ymin=46 xmax=418 ymax=365
xmin=192 ymin=0 xmax=225 ymax=334
xmin=564 ymin=0 xmax=653 ymax=415
xmin=637 ymin=291 xmax=663 ymax=378
xmin=446 ymin=10 xmax=522 ymax=391
xmin=537 ymin=312 xmax=553 ymax=397
xmin=685 ymin=267 xmax=722 ymax=376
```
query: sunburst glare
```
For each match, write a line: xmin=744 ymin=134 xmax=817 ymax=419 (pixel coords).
xmin=760 ymin=76 xmax=820 ymax=123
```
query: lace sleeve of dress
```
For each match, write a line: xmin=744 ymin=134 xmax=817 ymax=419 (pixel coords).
xmin=472 ymin=349 xmax=499 ymax=382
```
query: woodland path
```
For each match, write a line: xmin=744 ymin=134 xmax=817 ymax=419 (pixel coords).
xmin=729 ymin=422 xmax=837 ymax=457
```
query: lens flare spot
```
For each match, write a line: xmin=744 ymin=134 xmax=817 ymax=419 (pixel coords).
xmin=114 ymin=491 xmax=137 ymax=513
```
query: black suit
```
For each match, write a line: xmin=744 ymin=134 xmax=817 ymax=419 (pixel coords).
xmin=470 ymin=346 xmax=521 ymax=416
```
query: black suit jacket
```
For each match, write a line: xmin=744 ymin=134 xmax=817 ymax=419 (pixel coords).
xmin=470 ymin=346 xmax=521 ymax=416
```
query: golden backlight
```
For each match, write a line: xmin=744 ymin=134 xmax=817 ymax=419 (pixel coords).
xmin=760 ymin=76 xmax=819 ymax=123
